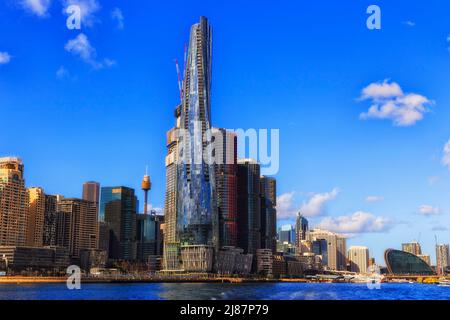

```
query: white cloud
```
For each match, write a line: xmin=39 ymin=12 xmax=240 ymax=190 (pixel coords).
xmin=300 ymin=188 xmax=339 ymax=217
xmin=402 ymin=21 xmax=415 ymax=27
xmin=146 ymin=204 xmax=163 ymax=216
xmin=442 ymin=140 xmax=450 ymax=168
xmin=418 ymin=204 xmax=441 ymax=216
xmin=276 ymin=192 xmax=297 ymax=219
xmin=359 ymin=79 xmax=433 ymax=126
xmin=0 ymin=52 xmax=11 ymax=64
xmin=62 ymin=0 xmax=100 ymax=27
xmin=20 ymin=0 xmax=52 ymax=17
xmin=56 ymin=65 xmax=69 ymax=78
xmin=64 ymin=33 xmax=115 ymax=69
xmin=428 ymin=176 xmax=439 ymax=186
xmin=317 ymin=211 xmax=391 ymax=234
xmin=111 ymin=7 xmax=124 ymax=29
xmin=365 ymin=195 xmax=384 ymax=203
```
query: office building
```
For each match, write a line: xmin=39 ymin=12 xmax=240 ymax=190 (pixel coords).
xmin=237 ymin=159 xmax=261 ymax=255
xmin=136 ymin=212 xmax=164 ymax=262
xmin=57 ymin=198 xmax=98 ymax=260
xmin=295 ymin=212 xmax=308 ymax=247
xmin=101 ymin=187 xmax=137 ymax=260
xmin=212 ymin=128 xmax=238 ymax=248
xmin=312 ymin=239 xmax=328 ymax=266
xmin=278 ymin=225 xmax=296 ymax=244
xmin=0 ymin=246 xmax=69 ymax=273
xmin=347 ymin=246 xmax=369 ymax=274
xmin=307 ymin=229 xmax=346 ymax=271
xmin=436 ymin=244 xmax=449 ymax=275
xmin=260 ymin=176 xmax=277 ymax=253
xmin=0 ymin=157 xmax=28 ymax=246
xmin=27 ymin=187 xmax=45 ymax=247
xmin=418 ymin=254 xmax=431 ymax=266
xmin=82 ymin=181 xmax=100 ymax=205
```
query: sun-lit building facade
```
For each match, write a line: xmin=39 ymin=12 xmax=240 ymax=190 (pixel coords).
xmin=0 ymin=157 xmax=28 ymax=247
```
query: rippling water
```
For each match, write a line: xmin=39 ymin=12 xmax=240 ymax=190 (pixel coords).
xmin=0 ymin=283 xmax=449 ymax=300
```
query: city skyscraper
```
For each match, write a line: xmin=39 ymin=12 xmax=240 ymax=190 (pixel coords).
xmin=212 ymin=128 xmax=238 ymax=248
xmin=436 ymin=244 xmax=449 ymax=275
xmin=82 ymin=181 xmax=100 ymax=205
xmin=347 ymin=246 xmax=370 ymax=274
xmin=260 ymin=176 xmax=277 ymax=253
xmin=295 ymin=212 xmax=308 ymax=247
xmin=237 ymin=158 xmax=261 ymax=255
xmin=307 ymin=229 xmax=347 ymax=271
xmin=163 ymin=105 xmax=181 ymax=248
xmin=278 ymin=225 xmax=296 ymax=244
xmin=0 ymin=157 xmax=28 ymax=247
xmin=43 ymin=194 xmax=59 ymax=246
xmin=402 ymin=242 xmax=422 ymax=256
xmin=57 ymin=198 xmax=98 ymax=260
xmin=101 ymin=187 xmax=137 ymax=260
xmin=176 ymin=16 xmax=217 ymax=249
xmin=27 ymin=187 xmax=45 ymax=247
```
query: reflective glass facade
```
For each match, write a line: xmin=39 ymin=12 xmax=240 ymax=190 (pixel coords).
xmin=177 ymin=16 xmax=217 ymax=247
xmin=385 ymin=249 xmax=436 ymax=275
xmin=101 ymin=187 xmax=137 ymax=260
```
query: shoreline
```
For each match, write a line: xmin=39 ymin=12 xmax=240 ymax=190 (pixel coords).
xmin=0 ymin=276 xmax=310 ymax=284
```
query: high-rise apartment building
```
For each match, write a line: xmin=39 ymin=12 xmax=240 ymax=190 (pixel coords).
xmin=237 ymin=159 xmax=261 ymax=255
xmin=43 ymin=194 xmax=58 ymax=246
xmin=402 ymin=242 xmax=422 ymax=256
xmin=57 ymin=198 xmax=98 ymax=260
xmin=101 ymin=187 xmax=137 ymax=260
xmin=212 ymin=128 xmax=238 ymax=248
xmin=347 ymin=246 xmax=369 ymax=274
xmin=164 ymin=106 xmax=181 ymax=247
xmin=260 ymin=176 xmax=277 ymax=253
xmin=307 ymin=229 xmax=346 ymax=271
xmin=176 ymin=16 xmax=217 ymax=249
xmin=436 ymin=244 xmax=449 ymax=275
xmin=0 ymin=157 xmax=28 ymax=246
xmin=27 ymin=187 xmax=45 ymax=247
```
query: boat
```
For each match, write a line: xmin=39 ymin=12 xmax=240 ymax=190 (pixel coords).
xmin=438 ymin=278 xmax=450 ymax=286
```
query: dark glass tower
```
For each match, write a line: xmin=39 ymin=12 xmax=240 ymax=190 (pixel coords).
xmin=237 ymin=159 xmax=261 ymax=255
xmin=101 ymin=187 xmax=137 ymax=260
xmin=177 ymin=16 xmax=217 ymax=248
xmin=260 ymin=176 xmax=277 ymax=253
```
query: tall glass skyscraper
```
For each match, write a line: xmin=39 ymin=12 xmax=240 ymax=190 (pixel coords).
xmin=176 ymin=16 xmax=217 ymax=248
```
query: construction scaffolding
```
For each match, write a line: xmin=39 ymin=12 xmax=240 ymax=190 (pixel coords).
xmin=163 ymin=242 xmax=182 ymax=271
xmin=181 ymin=245 xmax=213 ymax=272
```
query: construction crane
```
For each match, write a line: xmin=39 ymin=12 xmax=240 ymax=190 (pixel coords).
xmin=174 ymin=43 xmax=188 ymax=104
xmin=174 ymin=59 xmax=183 ymax=103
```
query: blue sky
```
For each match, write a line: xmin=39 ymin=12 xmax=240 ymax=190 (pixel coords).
xmin=1 ymin=0 xmax=450 ymax=264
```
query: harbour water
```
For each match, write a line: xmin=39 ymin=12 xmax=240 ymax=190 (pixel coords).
xmin=0 ymin=282 xmax=449 ymax=300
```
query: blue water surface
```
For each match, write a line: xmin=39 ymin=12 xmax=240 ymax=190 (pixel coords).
xmin=0 ymin=283 xmax=449 ymax=300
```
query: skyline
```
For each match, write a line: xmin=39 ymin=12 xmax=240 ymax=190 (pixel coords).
xmin=2 ymin=1 xmax=450 ymax=264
